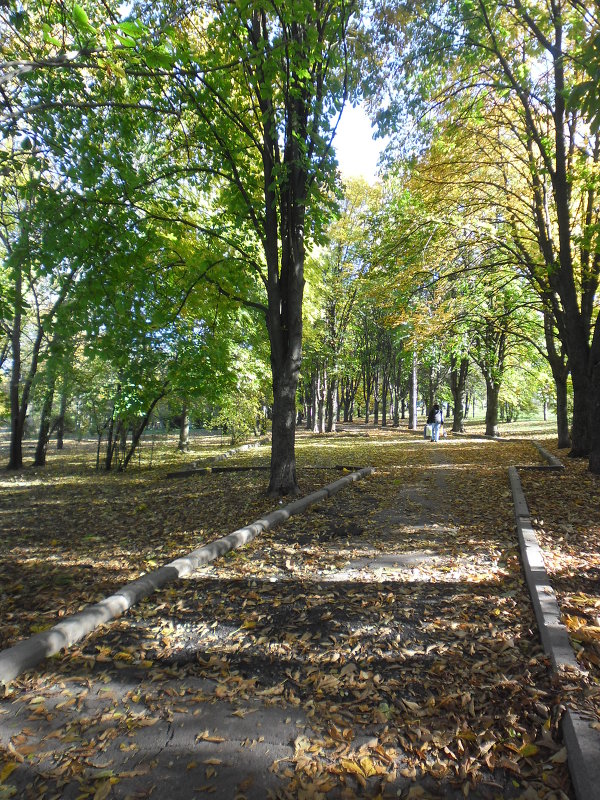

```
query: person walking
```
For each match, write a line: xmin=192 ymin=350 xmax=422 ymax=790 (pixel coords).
xmin=427 ymin=403 xmax=444 ymax=442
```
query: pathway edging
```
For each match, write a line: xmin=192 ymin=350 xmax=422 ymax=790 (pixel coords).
xmin=0 ymin=466 xmax=374 ymax=686
xmin=509 ymin=463 xmax=600 ymax=800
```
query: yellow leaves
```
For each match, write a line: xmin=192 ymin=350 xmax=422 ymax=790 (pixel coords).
xmin=131 ymin=716 xmax=160 ymax=728
xmin=256 ymin=682 xmax=286 ymax=697
xmin=231 ymin=708 xmax=256 ymax=718
xmin=293 ymin=735 xmax=314 ymax=755
xmin=196 ymin=731 xmax=226 ymax=744
xmin=339 ymin=758 xmax=368 ymax=786
xmin=517 ymin=743 xmax=539 ymax=758
xmin=0 ymin=764 xmax=18 ymax=784
xmin=358 ymin=755 xmax=381 ymax=777
xmin=114 ymin=651 xmax=135 ymax=662
xmin=503 ymin=740 xmax=539 ymax=759
xmin=569 ymin=624 xmax=600 ymax=644
xmin=93 ymin=780 xmax=113 ymax=800
xmin=326 ymin=723 xmax=354 ymax=744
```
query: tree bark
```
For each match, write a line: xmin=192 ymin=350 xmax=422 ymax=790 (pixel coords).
xmin=325 ymin=377 xmax=337 ymax=433
xmin=450 ymin=355 xmax=469 ymax=433
xmin=56 ymin=381 xmax=68 ymax=450
xmin=484 ymin=379 xmax=500 ymax=437
xmin=121 ymin=386 xmax=169 ymax=471
xmin=8 ymin=260 xmax=23 ymax=470
xmin=588 ymin=354 xmax=600 ymax=473
xmin=393 ymin=387 xmax=400 ymax=427
xmin=381 ymin=376 xmax=389 ymax=427
xmin=268 ymin=369 xmax=299 ymax=495
xmin=408 ymin=352 xmax=418 ymax=431
xmin=34 ymin=382 xmax=56 ymax=467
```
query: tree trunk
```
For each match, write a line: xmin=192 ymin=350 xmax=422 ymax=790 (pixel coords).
xmin=56 ymin=382 xmax=68 ymax=450
xmin=408 ymin=352 xmax=418 ymax=430
xmin=567 ymin=359 xmax=590 ymax=456
xmin=105 ymin=405 xmax=118 ymax=472
xmin=588 ymin=355 xmax=600 ymax=473
xmin=8 ymin=261 xmax=23 ymax=470
xmin=554 ymin=373 xmax=571 ymax=449
xmin=485 ymin=379 xmax=500 ymax=437
xmin=268 ymin=369 xmax=298 ymax=495
xmin=34 ymin=383 xmax=56 ymax=467
xmin=305 ymin=379 xmax=314 ymax=430
xmin=178 ymin=403 xmax=190 ymax=452
xmin=393 ymin=387 xmax=400 ymax=427
xmin=325 ymin=377 xmax=337 ymax=433
xmin=314 ymin=369 xmax=325 ymax=433
xmin=121 ymin=386 xmax=169 ymax=471
xmin=450 ymin=355 xmax=468 ymax=433
xmin=96 ymin=430 xmax=103 ymax=470
xmin=253 ymin=8 xmax=307 ymax=496
xmin=342 ymin=378 xmax=350 ymax=422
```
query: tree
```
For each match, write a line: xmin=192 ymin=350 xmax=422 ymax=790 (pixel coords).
xmin=370 ymin=0 xmax=600 ymax=468
xmin=2 ymin=0 xmax=361 ymax=493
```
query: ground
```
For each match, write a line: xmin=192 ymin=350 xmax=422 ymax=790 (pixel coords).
xmin=0 ymin=419 xmax=597 ymax=799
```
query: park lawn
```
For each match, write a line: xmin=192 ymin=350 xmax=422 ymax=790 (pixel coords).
xmin=0 ymin=420 xmax=595 ymax=798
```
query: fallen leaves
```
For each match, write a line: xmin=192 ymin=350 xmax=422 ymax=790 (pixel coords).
xmin=0 ymin=427 xmax=580 ymax=798
xmin=196 ymin=730 xmax=226 ymax=744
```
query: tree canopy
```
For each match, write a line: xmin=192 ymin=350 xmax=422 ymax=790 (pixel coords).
xmin=2 ymin=0 xmax=600 ymax=481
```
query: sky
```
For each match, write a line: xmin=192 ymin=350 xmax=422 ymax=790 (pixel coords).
xmin=333 ymin=103 xmax=388 ymax=183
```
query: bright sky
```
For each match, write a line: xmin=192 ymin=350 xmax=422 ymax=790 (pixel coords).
xmin=333 ymin=103 xmax=388 ymax=183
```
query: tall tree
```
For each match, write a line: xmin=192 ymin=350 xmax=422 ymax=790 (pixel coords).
xmin=162 ymin=1 xmax=359 ymax=493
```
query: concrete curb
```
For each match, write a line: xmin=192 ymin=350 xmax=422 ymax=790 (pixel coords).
xmin=508 ymin=467 xmax=579 ymax=672
xmin=0 ymin=466 xmax=374 ymax=686
xmin=206 ymin=436 xmax=270 ymax=465
xmin=508 ymin=465 xmax=600 ymax=800
xmin=532 ymin=441 xmax=565 ymax=469
xmin=167 ymin=464 xmax=367 ymax=479
xmin=167 ymin=437 xmax=271 ymax=478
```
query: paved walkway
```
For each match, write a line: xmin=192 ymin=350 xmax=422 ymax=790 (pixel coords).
xmin=0 ymin=432 xmax=577 ymax=799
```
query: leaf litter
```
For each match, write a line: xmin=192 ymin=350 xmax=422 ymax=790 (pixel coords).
xmin=0 ymin=426 xmax=584 ymax=798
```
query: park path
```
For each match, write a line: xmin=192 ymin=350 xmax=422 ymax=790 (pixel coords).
xmin=0 ymin=431 xmax=572 ymax=799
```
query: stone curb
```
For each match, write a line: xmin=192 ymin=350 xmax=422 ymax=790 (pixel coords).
xmin=167 ymin=464 xmax=366 ymax=479
xmin=0 ymin=466 xmax=374 ymax=685
xmin=206 ymin=436 xmax=271 ymax=464
xmin=508 ymin=465 xmax=600 ymax=800
xmin=167 ymin=437 xmax=271 ymax=477
xmin=532 ymin=441 xmax=565 ymax=469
